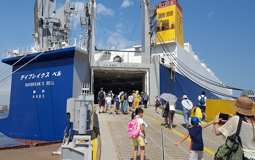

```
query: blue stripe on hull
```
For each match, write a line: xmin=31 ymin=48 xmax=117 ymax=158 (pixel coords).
xmin=0 ymin=48 xmax=75 ymax=142
xmin=160 ymin=64 xmax=219 ymax=110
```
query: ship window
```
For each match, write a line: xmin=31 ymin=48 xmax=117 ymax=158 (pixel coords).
xmin=113 ymin=56 xmax=122 ymax=62
xmin=167 ymin=11 xmax=173 ymax=17
xmin=158 ymin=13 xmax=165 ymax=19
xmin=162 ymin=20 xmax=169 ymax=30
xmin=171 ymin=23 xmax=175 ymax=29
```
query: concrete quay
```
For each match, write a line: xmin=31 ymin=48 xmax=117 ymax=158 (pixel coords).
xmin=0 ymin=105 xmax=223 ymax=160
xmin=96 ymin=106 xmax=223 ymax=160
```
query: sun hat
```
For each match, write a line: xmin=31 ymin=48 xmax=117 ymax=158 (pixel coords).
xmin=191 ymin=117 xmax=201 ymax=124
xmin=229 ymin=97 xmax=255 ymax=116
xmin=182 ymin=95 xmax=188 ymax=99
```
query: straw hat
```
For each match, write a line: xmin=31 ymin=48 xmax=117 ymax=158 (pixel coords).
xmin=182 ymin=95 xmax=188 ymax=99
xmin=230 ymin=97 xmax=255 ymax=116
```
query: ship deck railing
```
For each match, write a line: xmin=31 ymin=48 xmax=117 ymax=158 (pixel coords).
xmin=1 ymin=38 xmax=88 ymax=60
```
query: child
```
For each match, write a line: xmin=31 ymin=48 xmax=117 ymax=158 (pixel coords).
xmin=131 ymin=108 xmax=146 ymax=160
xmin=193 ymin=103 xmax=208 ymax=122
xmin=105 ymin=94 xmax=112 ymax=114
xmin=114 ymin=95 xmax=120 ymax=114
xmin=154 ymin=96 xmax=161 ymax=114
xmin=175 ymin=117 xmax=214 ymax=160
xmin=133 ymin=109 xmax=148 ymax=143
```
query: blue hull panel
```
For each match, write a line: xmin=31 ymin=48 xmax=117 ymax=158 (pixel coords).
xmin=160 ymin=64 xmax=218 ymax=110
xmin=0 ymin=48 xmax=76 ymax=142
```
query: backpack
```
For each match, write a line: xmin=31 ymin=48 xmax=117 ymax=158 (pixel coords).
xmin=199 ymin=96 xmax=205 ymax=105
xmin=214 ymin=117 xmax=244 ymax=160
xmin=127 ymin=117 xmax=140 ymax=139
xmin=99 ymin=91 xmax=104 ymax=99
xmin=156 ymin=99 xmax=160 ymax=105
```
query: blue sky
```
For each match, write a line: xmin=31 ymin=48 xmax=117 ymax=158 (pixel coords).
xmin=0 ymin=0 xmax=254 ymax=104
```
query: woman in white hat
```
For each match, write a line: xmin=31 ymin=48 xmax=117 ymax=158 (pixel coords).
xmin=214 ymin=97 xmax=255 ymax=159
xmin=181 ymin=95 xmax=193 ymax=128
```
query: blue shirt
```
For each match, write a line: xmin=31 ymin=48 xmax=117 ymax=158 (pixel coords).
xmin=188 ymin=126 xmax=203 ymax=151
xmin=114 ymin=97 xmax=120 ymax=107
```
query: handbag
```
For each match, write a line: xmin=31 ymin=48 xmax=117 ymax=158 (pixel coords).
xmin=214 ymin=117 xmax=244 ymax=160
xmin=162 ymin=111 xmax=168 ymax=117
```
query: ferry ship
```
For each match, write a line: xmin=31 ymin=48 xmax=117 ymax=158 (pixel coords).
xmin=0 ymin=0 xmax=249 ymax=145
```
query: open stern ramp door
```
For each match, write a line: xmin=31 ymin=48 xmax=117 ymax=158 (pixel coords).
xmin=92 ymin=68 xmax=149 ymax=100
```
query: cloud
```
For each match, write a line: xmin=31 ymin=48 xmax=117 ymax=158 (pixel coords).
xmin=207 ymin=11 xmax=215 ymax=18
xmin=71 ymin=2 xmax=85 ymax=29
xmin=96 ymin=30 xmax=130 ymax=51
xmin=121 ymin=0 xmax=134 ymax=8
xmin=69 ymin=2 xmax=115 ymax=30
xmin=116 ymin=23 xmax=124 ymax=28
xmin=97 ymin=3 xmax=115 ymax=16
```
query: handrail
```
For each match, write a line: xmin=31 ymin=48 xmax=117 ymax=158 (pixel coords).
xmin=2 ymin=38 xmax=78 ymax=60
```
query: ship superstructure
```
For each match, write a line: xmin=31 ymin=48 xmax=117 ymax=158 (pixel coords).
xmin=0 ymin=0 xmax=238 ymax=144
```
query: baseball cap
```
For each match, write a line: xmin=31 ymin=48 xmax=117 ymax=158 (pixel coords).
xmin=191 ymin=117 xmax=200 ymax=124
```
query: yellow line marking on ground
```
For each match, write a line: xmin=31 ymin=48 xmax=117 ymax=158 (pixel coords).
xmin=92 ymin=105 xmax=97 ymax=160
xmin=143 ymin=113 xmax=215 ymax=155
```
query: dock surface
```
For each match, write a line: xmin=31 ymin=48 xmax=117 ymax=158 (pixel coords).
xmin=0 ymin=106 xmax=223 ymax=160
xmin=97 ymin=106 xmax=222 ymax=160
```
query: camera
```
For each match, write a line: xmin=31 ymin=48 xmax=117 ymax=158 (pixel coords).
xmin=219 ymin=113 xmax=229 ymax=125
xmin=219 ymin=113 xmax=229 ymax=120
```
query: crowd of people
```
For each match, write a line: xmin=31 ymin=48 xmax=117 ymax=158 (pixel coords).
xmin=97 ymin=87 xmax=149 ymax=115
xmin=97 ymin=88 xmax=255 ymax=160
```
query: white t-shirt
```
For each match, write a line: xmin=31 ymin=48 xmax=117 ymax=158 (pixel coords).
xmin=218 ymin=116 xmax=255 ymax=159
xmin=169 ymin=101 xmax=175 ymax=111
xmin=198 ymin=95 xmax=207 ymax=106
xmin=128 ymin=95 xmax=133 ymax=102
xmin=106 ymin=97 xmax=112 ymax=103
xmin=135 ymin=115 xmax=144 ymax=136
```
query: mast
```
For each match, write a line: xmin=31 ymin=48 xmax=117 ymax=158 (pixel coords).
xmin=141 ymin=0 xmax=156 ymax=63
xmin=33 ymin=0 xmax=76 ymax=51
xmin=88 ymin=0 xmax=96 ymax=64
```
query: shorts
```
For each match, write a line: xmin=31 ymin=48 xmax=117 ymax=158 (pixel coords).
xmin=99 ymin=99 xmax=105 ymax=107
xmin=189 ymin=150 xmax=204 ymax=160
xmin=155 ymin=104 xmax=160 ymax=107
xmin=133 ymin=136 xmax=145 ymax=147
xmin=116 ymin=106 xmax=120 ymax=110
xmin=107 ymin=102 xmax=111 ymax=108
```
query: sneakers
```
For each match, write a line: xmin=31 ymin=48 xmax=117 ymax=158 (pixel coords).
xmin=109 ymin=112 xmax=112 ymax=115
xmin=157 ymin=112 xmax=160 ymax=114
xmin=99 ymin=111 xmax=101 ymax=114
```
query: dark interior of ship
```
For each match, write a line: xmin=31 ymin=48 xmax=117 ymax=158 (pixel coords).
xmin=93 ymin=70 xmax=145 ymax=102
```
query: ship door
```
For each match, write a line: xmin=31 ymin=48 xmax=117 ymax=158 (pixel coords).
xmin=92 ymin=69 xmax=148 ymax=102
